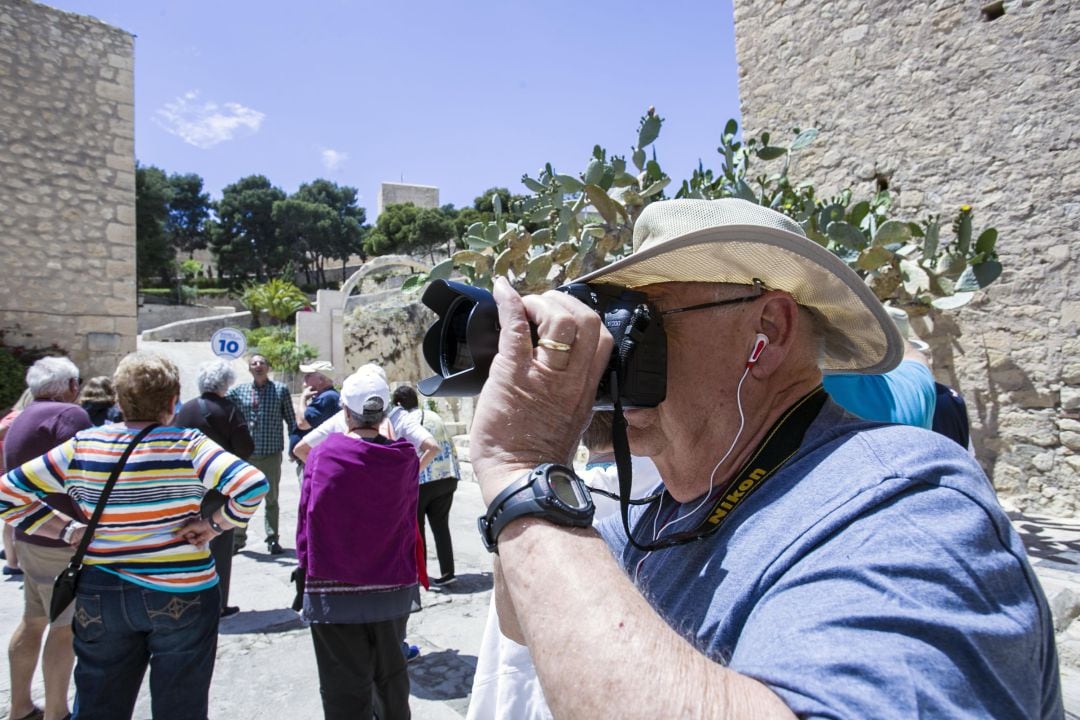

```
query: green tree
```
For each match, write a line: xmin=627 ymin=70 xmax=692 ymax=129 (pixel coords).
xmin=135 ymin=163 xmax=174 ymax=286
xmin=273 ymin=198 xmax=337 ymax=287
xmin=294 ymin=179 xmax=367 ymax=279
xmin=274 ymin=181 xmax=367 ymax=288
xmin=412 ymin=207 xmax=456 ymax=262
xmin=165 ymin=173 xmax=212 ymax=257
xmin=211 ymin=175 xmax=287 ymax=282
xmin=365 ymin=202 xmax=421 ymax=256
xmin=363 ymin=203 xmax=455 ymax=262
xmin=241 ymin=278 xmax=310 ymax=326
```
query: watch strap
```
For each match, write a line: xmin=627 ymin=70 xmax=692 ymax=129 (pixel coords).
xmin=478 ymin=464 xmax=593 ymax=553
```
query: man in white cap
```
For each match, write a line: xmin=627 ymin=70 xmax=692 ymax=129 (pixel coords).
xmin=467 ymin=198 xmax=1062 ymax=718
xmin=293 ymin=364 xmax=439 ymax=473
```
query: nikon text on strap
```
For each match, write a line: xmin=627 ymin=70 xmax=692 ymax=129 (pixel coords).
xmin=611 ymin=381 xmax=827 ymax=553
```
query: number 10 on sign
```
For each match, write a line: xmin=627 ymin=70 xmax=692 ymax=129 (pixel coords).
xmin=211 ymin=328 xmax=246 ymax=359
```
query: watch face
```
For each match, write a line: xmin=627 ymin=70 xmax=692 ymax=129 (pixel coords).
xmin=549 ymin=470 xmax=588 ymax=510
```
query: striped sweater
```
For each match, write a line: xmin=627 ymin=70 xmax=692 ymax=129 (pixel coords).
xmin=0 ymin=425 xmax=268 ymax=592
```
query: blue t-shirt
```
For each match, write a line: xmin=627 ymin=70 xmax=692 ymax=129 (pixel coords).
xmin=823 ymin=359 xmax=937 ymax=429
xmin=289 ymin=387 xmax=341 ymax=455
xmin=598 ymin=400 xmax=1062 ymax=719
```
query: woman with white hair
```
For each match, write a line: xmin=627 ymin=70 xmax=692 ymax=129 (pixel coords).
xmin=175 ymin=359 xmax=255 ymax=617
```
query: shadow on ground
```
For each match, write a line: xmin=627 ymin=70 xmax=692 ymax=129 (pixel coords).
xmin=219 ymin=607 xmax=305 ymax=635
xmin=1009 ymin=511 xmax=1080 ymax=568
xmin=409 ymin=647 xmax=477 ymax=716
xmin=427 ymin=571 xmax=492 ymax=596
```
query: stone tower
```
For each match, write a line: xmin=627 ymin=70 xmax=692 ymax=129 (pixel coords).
xmin=0 ymin=0 xmax=136 ymax=380
xmin=732 ymin=1 xmax=1079 ymax=513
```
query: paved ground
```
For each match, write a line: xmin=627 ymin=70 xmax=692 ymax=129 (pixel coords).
xmin=0 ymin=339 xmax=1078 ymax=717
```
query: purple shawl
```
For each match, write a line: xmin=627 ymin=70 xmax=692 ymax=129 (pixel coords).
xmin=297 ymin=432 xmax=419 ymax=587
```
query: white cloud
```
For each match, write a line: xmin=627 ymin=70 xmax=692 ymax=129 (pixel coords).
xmin=321 ymin=148 xmax=348 ymax=172
xmin=154 ymin=91 xmax=265 ymax=149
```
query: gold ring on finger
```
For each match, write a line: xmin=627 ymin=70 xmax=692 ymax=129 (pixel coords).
xmin=537 ymin=338 xmax=573 ymax=352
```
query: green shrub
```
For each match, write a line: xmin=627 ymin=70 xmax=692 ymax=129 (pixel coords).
xmin=243 ymin=325 xmax=316 ymax=373
xmin=0 ymin=347 xmax=24 ymax=411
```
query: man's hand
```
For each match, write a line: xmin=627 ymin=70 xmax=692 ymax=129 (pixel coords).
xmin=469 ymin=277 xmax=613 ymax=505
xmin=176 ymin=518 xmax=219 ymax=549
xmin=301 ymin=386 xmax=317 ymax=405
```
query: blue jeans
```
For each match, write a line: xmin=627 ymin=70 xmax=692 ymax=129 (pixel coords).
xmin=71 ymin=567 xmax=220 ymax=720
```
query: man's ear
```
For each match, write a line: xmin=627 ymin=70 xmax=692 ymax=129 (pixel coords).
xmin=749 ymin=293 xmax=801 ymax=377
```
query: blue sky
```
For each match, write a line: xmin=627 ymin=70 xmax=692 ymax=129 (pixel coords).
xmin=44 ymin=0 xmax=741 ymax=215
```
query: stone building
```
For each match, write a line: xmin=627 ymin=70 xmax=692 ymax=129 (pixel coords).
xmin=377 ymin=181 xmax=439 ymax=216
xmin=732 ymin=1 xmax=1079 ymax=513
xmin=0 ymin=0 xmax=136 ymax=380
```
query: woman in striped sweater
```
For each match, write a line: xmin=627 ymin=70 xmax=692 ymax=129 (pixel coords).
xmin=0 ymin=352 xmax=269 ymax=720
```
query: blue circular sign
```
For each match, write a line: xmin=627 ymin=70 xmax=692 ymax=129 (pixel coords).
xmin=210 ymin=327 xmax=247 ymax=359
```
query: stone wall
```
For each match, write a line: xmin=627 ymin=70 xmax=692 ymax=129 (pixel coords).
xmin=0 ymin=0 xmax=134 ymax=381
xmin=732 ymin=0 xmax=1079 ymax=514
xmin=377 ymin=182 xmax=439 ymax=216
xmin=137 ymin=303 xmax=238 ymax=334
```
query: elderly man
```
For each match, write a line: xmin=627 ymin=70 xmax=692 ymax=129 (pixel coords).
xmin=289 ymin=360 xmax=340 ymax=476
xmin=469 ymin=199 xmax=1062 ymax=718
xmin=4 ymin=357 xmax=91 ymax=720
xmin=227 ymin=354 xmax=297 ymax=555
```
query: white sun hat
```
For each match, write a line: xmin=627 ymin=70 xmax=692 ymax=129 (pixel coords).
xmin=885 ymin=306 xmax=930 ymax=353
xmin=574 ymin=198 xmax=903 ymax=375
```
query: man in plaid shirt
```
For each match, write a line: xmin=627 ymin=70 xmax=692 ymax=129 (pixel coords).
xmin=227 ymin=354 xmax=297 ymax=554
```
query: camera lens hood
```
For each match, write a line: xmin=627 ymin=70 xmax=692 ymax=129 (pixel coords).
xmin=417 ymin=279 xmax=500 ymax=397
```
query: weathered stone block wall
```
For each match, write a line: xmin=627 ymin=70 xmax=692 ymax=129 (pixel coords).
xmin=377 ymin=182 xmax=439 ymax=216
xmin=732 ymin=1 xmax=1079 ymax=514
xmin=0 ymin=0 xmax=135 ymax=380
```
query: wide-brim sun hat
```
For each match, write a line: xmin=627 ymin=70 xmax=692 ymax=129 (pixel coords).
xmin=574 ymin=198 xmax=903 ymax=375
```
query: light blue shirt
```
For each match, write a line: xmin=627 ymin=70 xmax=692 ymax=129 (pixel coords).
xmin=599 ymin=400 xmax=1062 ymax=719
xmin=823 ymin=359 xmax=937 ymax=429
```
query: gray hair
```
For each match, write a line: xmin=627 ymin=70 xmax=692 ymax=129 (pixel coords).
xmin=26 ymin=356 xmax=80 ymax=399
xmin=197 ymin=359 xmax=236 ymax=394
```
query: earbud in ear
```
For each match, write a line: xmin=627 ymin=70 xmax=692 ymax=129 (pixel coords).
xmin=747 ymin=333 xmax=769 ymax=366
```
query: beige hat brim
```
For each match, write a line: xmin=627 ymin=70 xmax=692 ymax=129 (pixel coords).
xmin=576 ymin=223 xmax=903 ymax=375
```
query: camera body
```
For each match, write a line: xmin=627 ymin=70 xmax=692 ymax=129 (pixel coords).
xmin=417 ymin=279 xmax=667 ymax=409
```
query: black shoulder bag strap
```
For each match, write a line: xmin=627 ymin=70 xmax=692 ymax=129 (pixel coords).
xmin=67 ymin=422 xmax=159 ymax=570
xmin=50 ymin=423 xmax=158 ymax=621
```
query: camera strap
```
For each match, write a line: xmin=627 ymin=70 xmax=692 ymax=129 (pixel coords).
xmin=611 ymin=381 xmax=827 ymax=552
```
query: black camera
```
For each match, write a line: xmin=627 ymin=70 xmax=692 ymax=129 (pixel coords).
xmin=416 ymin=279 xmax=667 ymax=409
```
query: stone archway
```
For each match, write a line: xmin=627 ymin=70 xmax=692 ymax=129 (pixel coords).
xmin=339 ymin=255 xmax=429 ymax=305
xmin=295 ymin=255 xmax=431 ymax=383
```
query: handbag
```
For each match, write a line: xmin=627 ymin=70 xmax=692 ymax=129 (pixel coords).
xmin=49 ymin=423 xmax=159 ymax=622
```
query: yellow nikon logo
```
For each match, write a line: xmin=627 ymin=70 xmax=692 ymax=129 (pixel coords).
xmin=707 ymin=469 xmax=767 ymax=524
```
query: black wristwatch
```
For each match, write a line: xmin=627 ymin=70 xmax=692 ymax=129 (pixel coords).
xmin=478 ymin=463 xmax=595 ymax=553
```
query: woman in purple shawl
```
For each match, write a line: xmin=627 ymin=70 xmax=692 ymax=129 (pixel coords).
xmin=296 ymin=370 xmax=420 ymax=720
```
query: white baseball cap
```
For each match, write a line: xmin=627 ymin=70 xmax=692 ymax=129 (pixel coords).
xmin=341 ymin=371 xmax=390 ymax=420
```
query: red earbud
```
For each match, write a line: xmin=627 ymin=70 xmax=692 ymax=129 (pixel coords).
xmin=747 ymin=333 xmax=769 ymax=367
